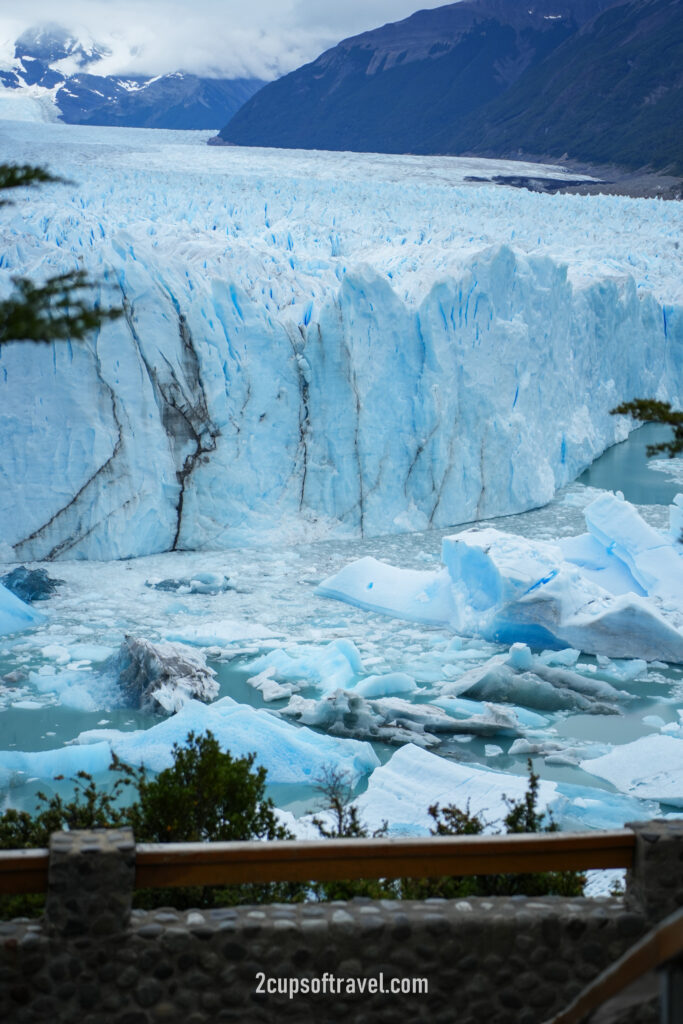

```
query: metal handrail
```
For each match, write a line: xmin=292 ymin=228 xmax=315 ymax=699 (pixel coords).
xmin=0 ymin=829 xmax=636 ymax=893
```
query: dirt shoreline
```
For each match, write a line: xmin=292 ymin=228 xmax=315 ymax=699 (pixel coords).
xmin=490 ymin=158 xmax=682 ymax=200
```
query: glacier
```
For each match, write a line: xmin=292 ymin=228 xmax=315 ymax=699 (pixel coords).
xmin=0 ymin=121 xmax=681 ymax=560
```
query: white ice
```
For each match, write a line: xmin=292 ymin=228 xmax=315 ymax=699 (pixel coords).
xmin=352 ymin=744 xmax=657 ymax=836
xmin=580 ymin=735 xmax=683 ymax=805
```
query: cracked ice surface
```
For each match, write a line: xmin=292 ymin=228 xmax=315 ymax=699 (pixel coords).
xmin=0 ymin=121 xmax=682 ymax=559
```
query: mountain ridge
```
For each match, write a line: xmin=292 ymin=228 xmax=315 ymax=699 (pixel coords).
xmin=216 ymin=0 xmax=682 ymax=174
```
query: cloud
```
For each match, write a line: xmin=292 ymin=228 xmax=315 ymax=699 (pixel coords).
xmin=0 ymin=0 xmax=452 ymax=80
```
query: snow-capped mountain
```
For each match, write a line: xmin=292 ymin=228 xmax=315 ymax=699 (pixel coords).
xmin=0 ymin=23 xmax=264 ymax=129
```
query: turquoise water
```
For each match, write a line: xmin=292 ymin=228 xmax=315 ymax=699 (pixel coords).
xmin=579 ymin=423 xmax=681 ymax=505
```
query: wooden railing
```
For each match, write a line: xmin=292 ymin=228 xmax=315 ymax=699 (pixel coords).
xmin=544 ymin=906 xmax=683 ymax=1024
xmin=0 ymin=829 xmax=636 ymax=893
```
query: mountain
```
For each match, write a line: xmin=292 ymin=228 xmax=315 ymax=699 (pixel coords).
xmin=454 ymin=0 xmax=683 ymax=172
xmin=215 ymin=0 xmax=616 ymax=153
xmin=0 ymin=23 xmax=264 ymax=130
xmin=215 ymin=0 xmax=682 ymax=173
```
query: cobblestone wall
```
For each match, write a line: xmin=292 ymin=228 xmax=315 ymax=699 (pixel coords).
xmin=1 ymin=820 xmax=680 ymax=1024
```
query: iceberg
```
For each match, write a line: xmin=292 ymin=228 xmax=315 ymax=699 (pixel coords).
xmin=1 ymin=121 xmax=681 ymax=560
xmin=440 ymin=644 xmax=627 ymax=713
xmin=0 ymin=581 xmax=46 ymax=636
xmin=279 ymin=689 xmax=524 ymax=748
xmin=352 ymin=744 xmax=560 ymax=835
xmin=580 ymin=734 xmax=683 ymax=805
xmin=114 ymin=636 xmax=219 ymax=714
xmin=75 ymin=696 xmax=380 ymax=785
xmin=353 ymin=744 xmax=661 ymax=836
xmin=245 ymin=639 xmax=364 ymax=695
xmin=318 ymin=493 xmax=683 ymax=661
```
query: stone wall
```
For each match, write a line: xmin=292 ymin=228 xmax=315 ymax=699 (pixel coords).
xmin=1 ymin=820 xmax=682 ymax=1024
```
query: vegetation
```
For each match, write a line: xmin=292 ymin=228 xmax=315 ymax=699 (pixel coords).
xmin=0 ymin=163 xmax=121 ymax=345
xmin=309 ymin=759 xmax=585 ymax=901
xmin=0 ymin=735 xmax=584 ymax=917
xmin=610 ymin=399 xmax=683 ymax=459
xmin=0 ymin=731 xmax=302 ymax=916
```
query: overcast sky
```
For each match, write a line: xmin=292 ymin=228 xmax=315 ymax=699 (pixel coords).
xmin=0 ymin=1 xmax=453 ymax=80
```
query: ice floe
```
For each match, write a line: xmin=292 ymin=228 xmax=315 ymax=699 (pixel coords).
xmin=75 ymin=696 xmax=380 ymax=785
xmin=317 ymin=492 xmax=683 ymax=662
xmin=580 ymin=734 xmax=683 ymax=805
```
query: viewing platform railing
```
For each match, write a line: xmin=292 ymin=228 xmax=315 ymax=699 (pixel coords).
xmin=0 ymin=828 xmax=637 ymax=893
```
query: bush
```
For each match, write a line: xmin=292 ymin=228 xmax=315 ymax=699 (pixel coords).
xmin=400 ymin=761 xmax=585 ymax=899
xmin=0 ymin=730 xmax=303 ymax=915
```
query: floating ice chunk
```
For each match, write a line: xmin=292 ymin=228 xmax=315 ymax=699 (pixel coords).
xmin=538 ymin=648 xmax=580 ymax=668
xmin=353 ymin=744 xmax=560 ymax=835
xmin=246 ymin=665 xmax=294 ymax=702
xmin=580 ymin=735 xmax=683 ymax=805
xmin=445 ymin=528 xmax=683 ymax=661
xmin=0 ymin=742 xmax=113 ymax=788
xmin=0 ymin=582 xmax=46 ymax=636
xmin=246 ymin=639 xmax=363 ymax=694
xmin=552 ymin=782 xmax=660 ymax=831
xmin=584 ymin=491 xmax=683 ymax=605
xmin=590 ymin=656 xmax=648 ymax=683
xmin=378 ymin=696 xmax=523 ymax=738
xmin=434 ymin=696 xmax=549 ymax=730
xmin=146 ymin=572 xmax=232 ymax=595
xmin=114 ymin=637 xmax=218 ymax=714
xmin=662 ymin=712 xmax=683 ymax=738
xmin=443 ymin=646 xmax=625 ymax=713
xmin=280 ymin=690 xmax=440 ymax=748
xmin=1 ymin=567 xmax=64 ymax=602
xmin=316 ymin=557 xmax=452 ymax=625
xmin=322 ymin=511 xmax=683 ymax=661
xmin=76 ymin=697 xmax=379 ymax=785
xmin=353 ymin=672 xmax=417 ymax=698
xmin=29 ymin=667 xmax=110 ymax=712
xmin=485 ymin=745 xmax=503 ymax=757
xmin=642 ymin=715 xmax=666 ymax=729
xmin=166 ymin=618 xmax=276 ymax=647
xmin=280 ymin=687 xmax=524 ymax=748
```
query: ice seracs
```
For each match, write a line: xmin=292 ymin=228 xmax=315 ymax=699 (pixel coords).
xmin=317 ymin=492 xmax=683 ymax=661
xmin=1 ymin=121 xmax=681 ymax=560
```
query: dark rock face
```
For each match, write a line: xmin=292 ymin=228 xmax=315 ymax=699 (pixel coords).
xmin=217 ymin=0 xmax=682 ymax=173
xmin=8 ymin=22 xmax=265 ymax=130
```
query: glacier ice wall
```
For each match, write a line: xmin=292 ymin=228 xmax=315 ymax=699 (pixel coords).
xmin=0 ymin=123 xmax=681 ymax=560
